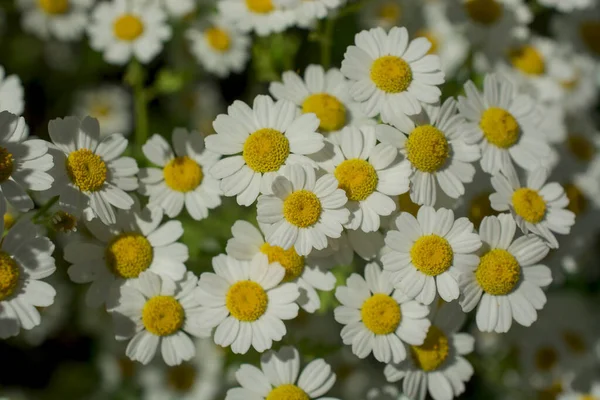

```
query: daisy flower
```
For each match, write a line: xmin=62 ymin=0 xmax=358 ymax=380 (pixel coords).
xmin=16 ymin=0 xmax=93 ymax=41
xmin=540 ymin=0 xmax=592 ymax=12
xmin=139 ymin=128 xmax=222 ymax=220
xmin=382 ymin=206 xmax=482 ymax=305
xmin=366 ymin=385 xmax=412 ymax=400
xmin=559 ymin=384 xmax=600 ymax=400
xmin=226 ymin=346 xmax=338 ymax=399
xmin=552 ymin=7 xmax=600 ymax=60
xmin=490 ymin=167 xmax=576 ymax=249
xmin=217 ymin=0 xmax=293 ymax=37
xmin=360 ymin=0 xmax=425 ymax=33
xmin=286 ymin=0 xmax=346 ymax=28
xmin=158 ymin=0 xmax=196 ymax=17
xmin=45 ymin=116 xmax=138 ymax=225
xmin=0 ymin=66 xmax=24 ymax=115
xmin=194 ymin=253 xmax=300 ymax=354
xmin=555 ymin=53 xmax=598 ymax=114
xmin=384 ymin=301 xmax=475 ymax=400
xmin=340 ymin=27 xmax=445 ymax=128
xmin=457 ymin=74 xmax=551 ymax=175
xmin=256 ymin=164 xmax=350 ymax=256
xmin=88 ymin=0 xmax=172 ymax=65
xmin=205 ymin=95 xmax=324 ymax=206
xmin=375 ymin=98 xmax=480 ymax=207
xmin=457 ymin=214 xmax=552 ymax=332
xmin=334 ymin=262 xmax=431 ymax=364
xmin=0 ymin=111 xmax=54 ymax=211
xmin=64 ymin=205 xmax=188 ymax=309
xmin=72 ymin=85 xmax=133 ymax=138
xmin=186 ymin=17 xmax=251 ymax=78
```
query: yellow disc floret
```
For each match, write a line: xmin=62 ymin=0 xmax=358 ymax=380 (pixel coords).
xmin=3 ymin=213 xmax=16 ymax=231
xmin=0 ymin=147 xmax=14 ymax=182
xmin=106 ymin=233 xmax=153 ymax=279
xmin=266 ymin=384 xmax=310 ymax=400
xmin=564 ymin=183 xmax=587 ymax=216
xmin=205 ymin=27 xmax=231 ymax=52
xmin=361 ymin=293 xmax=402 ymax=335
xmin=475 ymin=249 xmax=520 ymax=295
xmin=370 ymin=56 xmax=413 ymax=93
xmin=512 ymin=188 xmax=546 ymax=224
xmin=51 ymin=210 xmax=78 ymax=233
xmin=480 ymin=107 xmax=520 ymax=149
xmin=579 ymin=20 xmax=600 ymax=55
xmin=260 ymin=242 xmax=305 ymax=282
xmin=283 ymin=190 xmax=322 ymax=228
xmin=245 ymin=0 xmax=274 ymax=14
xmin=163 ymin=156 xmax=203 ymax=193
xmin=535 ymin=347 xmax=558 ymax=371
xmin=378 ymin=2 xmax=401 ymax=24
xmin=142 ymin=295 xmax=185 ymax=336
xmin=0 ymin=252 xmax=19 ymax=301
xmin=469 ymin=192 xmax=498 ymax=229
xmin=567 ymin=134 xmax=595 ymax=162
xmin=66 ymin=148 xmax=108 ymax=192
xmin=406 ymin=125 xmax=450 ymax=173
xmin=464 ymin=0 xmax=504 ymax=26
xmin=334 ymin=159 xmax=378 ymax=201
xmin=509 ymin=46 xmax=546 ymax=76
xmin=226 ymin=281 xmax=268 ymax=321
xmin=166 ymin=363 xmax=197 ymax=393
xmin=243 ymin=128 xmax=290 ymax=173
xmin=302 ymin=93 xmax=347 ymax=132
xmin=410 ymin=235 xmax=454 ymax=276
xmin=410 ymin=325 xmax=450 ymax=372
xmin=38 ymin=0 xmax=68 ymax=14
xmin=113 ymin=14 xmax=145 ymax=42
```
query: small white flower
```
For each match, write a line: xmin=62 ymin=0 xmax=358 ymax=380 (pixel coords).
xmin=218 ymin=0 xmax=293 ymax=37
xmin=286 ymin=0 xmax=346 ymax=28
xmin=0 ymin=66 xmax=24 ymax=115
xmin=158 ymin=0 xmax=196 ymax=17
xmin=554 ymin=52 xmax=599 ymax=114
xmin=72 ymin=85 xmax=133 ymax=138
xmin=17 ymin=0 xmax=93 ymax=41
xmin=558 ymin=384 xmax=600 ymax=400
xmin=360 ymin=0 xmax=425 ymax=32
xmin=366 ymin=384 xmax=412 ymax=400
xmin=552 ymin=6 xmax=600 ymax=60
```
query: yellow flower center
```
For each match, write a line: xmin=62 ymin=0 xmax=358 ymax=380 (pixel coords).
xmin=370 ymin=56 xmax=413 ymax=93
xmin=38 ymin=0 xmax=68 ymax=14
xmin=378 ymin=2 xmax=401 ymax=23
xmin=3 ymin=213 xmax=16 ymax=231
xmin=535 ymin=347 xmax=558 ymax=371
xmin=205 ymin=27 xmax=231 ymax=52
xmin=0 ymin=147 xmax=14 ymax=183
xmin=163 ymin=156 xmax=203 ymax=193
xmin=142 ymin=295 xmax=185 ymax=336
xmin=51 ymin=210 xmax=78 ymax=233
xmin=416 ymin=30 xmax=439 ymax=54
xmin=166 ymin=363 xmax=197 ymax=393
xmin=361 ymin=293 xmax=402 ymax=335
xmin=301 ymin=93 xmax=347 ymax=132
xmin=468 ymin=192 xmax=498 ymax=229
xmin=66 ymin=148 xmax=108 ymax=192
xmin=245 ymin=0 xmax=274 ymax=13
xmin=260 ymin=242 xmax=305 ymax=282
xmin=564 ymin=183 xmax=587 ymax=216
xmin=480 ymin=107 xmax=520 ymax=149
xmin=562 ymin=331 xmax=586 ymax=354
xmin=105 ymin=233 xmax=153 ymax=279
xmin=509 ymin=45 xmax=546 ymax=76
xmin=580 ymin=395 xmax=600 ymax=400
xmin=410 ymin=326 xmax=450 ymax=372
xmin=283 ymin=190 xmax=322 ymax=228
xmin=91 ymin=103 xmax=111 ymax=118
xmin=243 ymin=128 xmax=290 ymax=173
xmin=410 ymin=235 xmax=454 ymax=276
xmin=406 ymin=125 xmax=450 ymax=173
xmin=334 ymin=159 xmax=378 ymax=201
xmin=266 ymin=384 xmax=310 ymax=400
xmin=561 ymin=77 xmax=579 ymax=90
xmin=398 ymin=192 xmax=420 ymax=217
xmin=226 ymin=281 xmax=268 ymax=322
xmin=0 ymin=251 xmax=19 ymax=301
xmin=464 ymin=0 xmax=504 ymax=25
xmin=579 ymin=20 xmax=600 ymax=55
xmin=113 ymin=14 xmax=145 ymax=42
xmin=475 ymin=249 xmax=520 ymax=295
xmin=512 ymin=188 xmax=546 ymax=224
xmin=567 ymin=134 xmax=595 ymax=162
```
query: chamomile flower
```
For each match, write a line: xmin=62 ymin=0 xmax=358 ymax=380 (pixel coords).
xmin=217 ymin=0 xmax=293 ymax=37
xmin=158 ymin=0 xmax=196 ymax=17
xmin=552 ymin=7 xmax=600 ymax=60
xmin=375 ymin=98 xmax=480 ymax=207
xmin=559 ymin=384 xmax=600 ymax=400
xmin=334 ymin=262 xmax=431 ymax=364
xmin=382 ymin=206 xmax=482 ymax=305
xmin=194 ymin=253 xmax=300 ymax=354
xmin=341 ymin=27 xmax=445 ymax=128
xmin=112 ymin=271 xmax=208 ymax=366
xmin=205 ymin=95 xmax=324 ymax=206
xmin=0 ymin=66 xmax=24 ymax=115
xmin=458 ymin=214 xmax=552 ymax=332
xmin=256 ymin=164 xmax=350 ymax=256
xmin=45 ymin=116 xmax=138 ymax=225
xmin=286 ymin=0 xmax=346 ymax=28
xmin=186 ymin=17 xmax=251 ymax=78
xmin=0 ymin=111 xmax=54 ymax=211
xmin=457 ymin=74 xmax=551 ymax=175
xmin=72 ymin=85 xmax=133 ymax=138
xmin=88 ymin=0 xmax=172 ymax=65
xmin=17 ymin=0 xmax=93 ymax=41
xmin=139 ymin=128 xmax=222 ymax=220
xmin=366 ymin=385 xmax=411 ymax=400
xmin=555 ymin=53 xmax=598 ymax=114
xmin=540 ymin=0 xmax=593 ymax=12
xmin=64 ymin=205 xmax=187 ymax=309
xmin=490 ymin=168 xmax=576 ymax=249
xmin=360 ymin=0 xmax=424 ymax=33
xmin=226 ymin=346 xmax=338 ymax=400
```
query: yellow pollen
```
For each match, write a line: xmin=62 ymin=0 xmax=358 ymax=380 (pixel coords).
xmin=464 ymin=0 xmax=504 ymax=25
xmin=480 ymin=107 xmax=520 ymax=149
xmin=334 ymin=159 xmax=378 ymax=201
xmin=567 ymin=134 xmax=595 ymax=162
xmin=410 ymin=235 xmax=454 ymax=276
xmin=370 ymin=56 xmax=413 ymax=93
xmin=113 ymin=14 xmax=144 ymax=41
xmin=38 ymin=0 xmax=68 ymax=14
xmin=142 ymin=296 xmax=184 ymax=336
xmin=266 ymin=384 xmax=310 ymax=400
xmin=0 ymin=147 xmax=14 ymax=182
xmin=406 ymin=125 xmax=450 ymax=173
xmin=0 ymin=251 xmax=19 ymax=301
xmin=410 ymin=326 xmax=450 ymax=372
xmin=475 ymin=249 xmax=520 ymax=295
xmin=66 ymin=148 xmax=107 ymax=192
xmin=3 ymin=213 xmax=16 ymax=231
xmin=535 ymin=347 xmax=558 ymax=371
xmin=562 ymin=331 xmax=586 ymax=354
xmin=260 ymin=242 xmax=305 ymax=282
xmin=564 ymin=183 xmax=587 ymax=216
xmin=243 ymin=128 xmax=290 ymax=173
xmin=579 ymin=20 xmax=600 ymax=55
xmin=512 ymin=188 xmax=546 ymax=224
xmin=106 ymin=233 xmax=153 ymax=279
xmin=245 ymin=0 xmax=274 ymax=13
xmin=226 ymin=281 xmax=268 ymax=322
xmin=416 ymin=30 xmax=439 ymax=54
xmin=398 ymin=192 xmax=420 ymax=217
xmin=205 ymin=27 xmax=231 ymax=52
xmin=301 ymin=93 xmax=347 ymax=132
xmin=378 ymin=2 xmax=401 ymax=23
xmin=166 ymin=363 xmax=197 ymax=393
xmin=163 ymin=156 xmax=203 ymax=193
xmin=283 ymin=190 xmax=322 ymax=228
xmin=469 ymin=192 xmax=498 ymax=229
xmin=509 ymin=46 xmax=546 ymax=76
xmin=361 ymin=293 xmax=401 ymax=335
xmin=51 ymin=210 xmax=78 ymax=233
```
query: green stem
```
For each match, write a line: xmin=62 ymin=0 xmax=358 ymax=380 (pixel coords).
xmin=320 ymin=17 xmax=335 ymax=69
xmin=32 ymin=196 xmax=59 ymax=224
xmin=133 ymin=86 xmax=148 ymax=160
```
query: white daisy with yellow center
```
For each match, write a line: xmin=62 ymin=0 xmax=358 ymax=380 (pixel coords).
xmin=186 ymin=17 xmax=251 ymax=78
xmin=490 ymin=168 xmax=576 ymax=249
xmin=334 ymin=262 xmax=431 ymax=364
xmin=552 ymin=7 xmax=600 ymax=60
xmin=341 ymin=27 xmax=445 ymax=128
xmin=112 ymin=271 xmax=208 ymax=366
xmin=257 ymin=164 xmax=350 ymax=256
xmin=458 ymin=214 xmax=552 ymax=332
xmin=376 ymin=98 xmax=481 ymax=207
xmin=206 ymin=95 xmax=324 ymax=207
xmin=45 ymin=116 xmax=138 ymax=225
xmin=559 ymin=384 xmax=600 ymax=400
xmin=72 ymin=85 xmax=132 ymax=138
xmin=158 ymin=0 xmax=196 ymax=17
xmin=285 ymin=0 xmax=346 ymax=28
xmin=0 ymin=66 xmax=24 ymax=115
xmin=16 ymin=0 xmax=93 ymax=41
xmin=553 ymin=53 xmax=598 ymax=114
xmin=457 ymin=74 xmax=551 ymax=175
xmin=382 ymin=206 xmax=482 ymax=305
xmin=226 ymin=346 xmax=337 ymax=400
xmin=360 ymin=0 xmax=424 ymax=32
xmin=64 ymin=205 xmax=188 ymax=309
xmin=87 ymin=0 xmax=172 ymax=65
xmin=140 ymin=129 xmax=222 ymax=221
xmin=218 ymin=0 xmax=293 ymax=37
xmin=194 ymin=253 xmax=300 ymax=354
